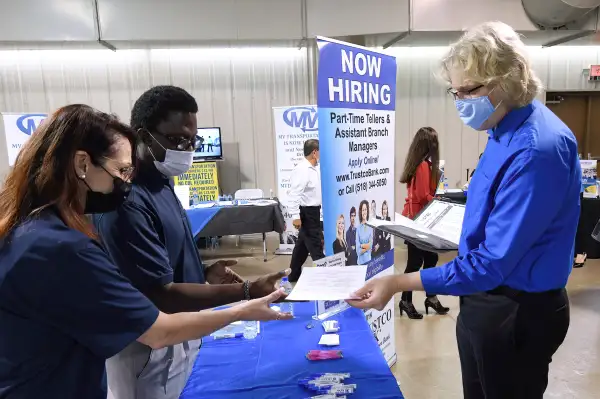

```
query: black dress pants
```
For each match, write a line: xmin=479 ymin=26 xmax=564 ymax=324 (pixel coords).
xmin=457 ymin=288 xmax=569 ymax=399
xmin=401 ymin=241 xmax=438 ymax=302
xmin=289 ymin=206 xmax=324 ymax=279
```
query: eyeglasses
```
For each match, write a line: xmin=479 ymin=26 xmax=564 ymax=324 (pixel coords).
xmin=446 ymin=85 xmax=484 ymax=100
xmin=101 ymin=157 xmax=135 ymax=180
xmin=160 ymin=134 xmax=197 ymax=151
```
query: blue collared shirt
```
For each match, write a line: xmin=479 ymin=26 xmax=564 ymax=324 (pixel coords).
xmin=421 ymin=100 xmax=581 ymax=295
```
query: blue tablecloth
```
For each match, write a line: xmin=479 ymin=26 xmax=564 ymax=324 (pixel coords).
xmin=186 ymin=206 xmax=221 ymax=237
xmin=181 ymin=302 xmax=403 ymax=399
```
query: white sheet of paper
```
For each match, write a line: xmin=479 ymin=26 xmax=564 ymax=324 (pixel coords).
xmin=192 ymin=202 xmax=215 ymax=209
xmin=319 ymin=334 xmax=340 ymax=346
xmin=415 ymin=200 xmax=465 ymax=245
xmin=173 ymin=185 xmax=190 ymax=210
xmin=286 ymin=266 xmax=367 ymax=301
xmin=428 ymin=205 xmax=464 ymax=245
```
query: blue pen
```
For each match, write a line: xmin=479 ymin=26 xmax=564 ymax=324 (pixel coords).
xmin=213 ymin=333 xmax=243 ymax=340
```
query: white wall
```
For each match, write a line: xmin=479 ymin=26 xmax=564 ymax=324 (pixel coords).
xmin=389 ymin=45 xmax=600 ymax=207
xmin=1 ymin=45 xmax=599 ymax=211
xmin=0 ymin=47 xmax=312 ymax=194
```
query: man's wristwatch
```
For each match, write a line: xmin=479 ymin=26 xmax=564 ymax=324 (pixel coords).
xmin=243 ymin=280 xmax=251 ymax=300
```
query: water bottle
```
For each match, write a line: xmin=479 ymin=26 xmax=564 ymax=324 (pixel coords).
xmin=279 ymin=277 xmax=294 ymax=316
xmin=243 ymin=320 xmax=258 ymax=339
xmin=443 ymin=177 xmax=449 ymax=191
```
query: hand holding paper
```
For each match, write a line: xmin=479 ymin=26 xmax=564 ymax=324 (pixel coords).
xmin=347 ymin=272 xmax=424 ymax=311
xmin=285 ymin=266 xmax=368 ymax=301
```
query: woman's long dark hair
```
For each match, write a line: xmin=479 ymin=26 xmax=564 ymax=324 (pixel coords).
xmin=0 ymin=104 xmax=136 ymax=239
xmin=400 ymin=127 xmax=440 ymax=188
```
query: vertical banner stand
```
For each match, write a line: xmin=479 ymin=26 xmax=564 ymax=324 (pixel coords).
xmin=316 ymin=37 xmax=398 ymax=367
xmin=273 ymin=106 xmax=319 ymax=255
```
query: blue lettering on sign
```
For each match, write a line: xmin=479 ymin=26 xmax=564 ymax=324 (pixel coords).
xmin=16 ymin=114 xmax=47 ymax=135
xmin=283 ymin=106 xmax=318 ymax=132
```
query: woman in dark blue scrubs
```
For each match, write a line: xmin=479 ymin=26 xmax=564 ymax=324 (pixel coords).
xmin=0 ymin=104 xmax=290 ymax=399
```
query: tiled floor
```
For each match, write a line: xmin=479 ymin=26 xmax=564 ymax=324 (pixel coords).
xmin=202 ymin=235 xmax=600 ymax=399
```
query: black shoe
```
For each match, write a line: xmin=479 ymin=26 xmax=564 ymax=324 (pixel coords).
xmin=424 ymin=297 xmax=450 ymax=315
xmin=574 ymin=253 xmax=587 ymax=268
xmin=399 ymin=300 xmax=423 ymax=319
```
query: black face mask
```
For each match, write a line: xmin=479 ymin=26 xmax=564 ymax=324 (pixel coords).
xmin=83 ymin=166 xmax=132 ymax=214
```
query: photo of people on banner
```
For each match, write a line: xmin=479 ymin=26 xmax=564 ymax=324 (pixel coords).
xmin=332 ymin=199 xmax=392 ymax=265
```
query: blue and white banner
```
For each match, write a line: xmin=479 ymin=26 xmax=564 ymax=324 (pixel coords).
xmin=1 ymin=113 xmax=47 ymax=166
xmin=273 ymin=106 xmax=319 ymax=254
xmin=317 ymin=37 xmax=397 ymax=367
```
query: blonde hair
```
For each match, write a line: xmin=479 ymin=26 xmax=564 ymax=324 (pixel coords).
xmin=336 ymin=214 xmax=346 ymax=246
xmin=438 ymin=21 xmax=542 ymax=107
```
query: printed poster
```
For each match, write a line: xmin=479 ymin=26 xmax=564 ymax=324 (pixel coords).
xmin=273 ymin=106 xmax=319 ymax=254
xmin=581 ymin=160 xmax=598 ymax=198
xmin=174 ymin=162 xmax=219 ymax=205
xmin=317 ymin=37 xmax=397 ymax=367
xmin=1 ymin=113 xmax=47 ymax=166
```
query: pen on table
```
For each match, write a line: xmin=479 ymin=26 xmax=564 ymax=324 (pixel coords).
xmin=213 ymin=333 xmax=243 ymax=340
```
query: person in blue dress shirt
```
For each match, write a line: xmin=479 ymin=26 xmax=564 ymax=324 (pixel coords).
xmin=355 ymin=200 xmax=373 ymax=265
xmin=348 ymin=22 xmax=581 ymax=399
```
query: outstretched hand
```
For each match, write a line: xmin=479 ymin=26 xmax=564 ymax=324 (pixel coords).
xmin=238 ymin=289 xmax=294 ymax=321
xmin=249 ymin=269 xmax=291 ymax=301
xmin=346 ymin=275 xmax=399 ymax=311
xmin=205 ymin=260 xmax=242 ymax=284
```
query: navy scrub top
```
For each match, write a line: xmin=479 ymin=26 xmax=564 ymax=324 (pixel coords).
xmin=0 ymin=209 xmax=159 ymax=399
xmin=94 ymin=166 xmax=205 ymax=297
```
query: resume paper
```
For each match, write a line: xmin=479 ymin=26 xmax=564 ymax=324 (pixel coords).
xmin=286 ymin=266 xmax=368 ymax=301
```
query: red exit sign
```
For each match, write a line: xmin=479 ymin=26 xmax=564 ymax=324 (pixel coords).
xmin=589 ymin=65 xmax=600 ymax=81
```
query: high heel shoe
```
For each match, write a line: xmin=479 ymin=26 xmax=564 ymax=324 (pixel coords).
xmin=399 ymin=300 xmax=423 ymax=319
xmin=424 ymin=297 xmax=450 ymax=315
xmin=573 ymin=252 xmax=587 ymax=268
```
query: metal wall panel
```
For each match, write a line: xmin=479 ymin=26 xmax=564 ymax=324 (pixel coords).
xmin=0 ymin=0 xmax=96 ymax=41
xmin=0 ymin=45 xmax=599 ymax=211
xmin=0 ymin=47 xmax=311 ymax=195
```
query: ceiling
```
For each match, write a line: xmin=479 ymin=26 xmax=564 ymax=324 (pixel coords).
xmin=0 ymin=0 xmax=600 ymax=50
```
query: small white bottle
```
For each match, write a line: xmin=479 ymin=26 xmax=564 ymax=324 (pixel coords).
xmin=243 ymin=320 xmax=258 ymax=339
xmin=279 ymin=277 xmax=294 ymax=316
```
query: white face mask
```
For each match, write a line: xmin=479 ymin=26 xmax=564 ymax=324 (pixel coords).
xmin=154 ymin=148 xmax=194 ymax=176
xmin=148 ymin=132 xmax=194 ymax=176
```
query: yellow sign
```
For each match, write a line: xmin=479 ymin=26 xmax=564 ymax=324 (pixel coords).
xmin=174 ymin=162 xmax=219 ymax=202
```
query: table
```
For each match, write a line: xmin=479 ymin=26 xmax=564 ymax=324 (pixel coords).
xmin=186 ymin=201 xmax=286 ymax=261
xmin=578 ymin=197 xmax=600 ymax=259
xmin=181 ymin=302 xmax=403 ymax=399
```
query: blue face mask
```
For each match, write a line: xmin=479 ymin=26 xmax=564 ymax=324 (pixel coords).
xmin=455 ymin=95 xmax=498 ymax=130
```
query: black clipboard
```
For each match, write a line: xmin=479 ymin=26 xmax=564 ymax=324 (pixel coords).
xmin=367 ymin=198 xmax=464 ymax=253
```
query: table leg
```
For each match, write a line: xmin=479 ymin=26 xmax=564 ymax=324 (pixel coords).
xmin=263 ymin=232 xmax=267 ymax=262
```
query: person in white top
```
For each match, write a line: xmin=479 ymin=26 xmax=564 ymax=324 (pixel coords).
xmin=207 ymin=136 xmax=213 ymax=152
xmin=286 ymin=139 xmax=324 ymax=282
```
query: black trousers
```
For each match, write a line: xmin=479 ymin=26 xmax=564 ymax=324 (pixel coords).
xmin=290 ymin=206 xmax=324 ymax=277
xmin=457 ymin=288 xmax=569 ymax=399
xmin=401 ymin=241 xmax=438 ymax=302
